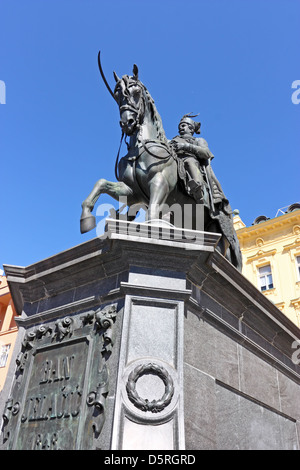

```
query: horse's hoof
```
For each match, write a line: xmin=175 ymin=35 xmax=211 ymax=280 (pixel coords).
xmin=80 ymin=214 xmax=96 ymax=233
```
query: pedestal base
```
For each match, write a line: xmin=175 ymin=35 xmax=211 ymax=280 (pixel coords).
xmin=1 ymin=220 xmax=300 ymax=450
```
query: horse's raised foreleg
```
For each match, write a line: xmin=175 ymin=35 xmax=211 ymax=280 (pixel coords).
xmin=80 ymin=178 xmax=133 ymax=233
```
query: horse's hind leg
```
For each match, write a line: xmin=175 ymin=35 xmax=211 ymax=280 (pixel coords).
xmin=80 ymin=178 xmax=133 ymax=233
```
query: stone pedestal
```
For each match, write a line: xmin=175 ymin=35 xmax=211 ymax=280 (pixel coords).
xmin=1 ymin=219 xmax=300 ymax=450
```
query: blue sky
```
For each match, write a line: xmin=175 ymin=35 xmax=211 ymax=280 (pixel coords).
xmin=0 ymin=0 xmax=299 ymax=269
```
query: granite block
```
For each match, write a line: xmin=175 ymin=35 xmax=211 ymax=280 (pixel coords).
xmin=184 ymin=364 xmax=217 ymax=450
xmin=184 ymin=310 xmax=240 ymax=390
xmin=277 ymin=370 xmax=300 ymax=421
xmin=238 ymin=344 xmax=281 ymax=411
xmin=216 ymin=383 xmax=298 ymax=450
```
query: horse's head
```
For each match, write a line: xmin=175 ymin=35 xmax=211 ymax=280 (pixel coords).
xmin=98 ymin=52 xmax=166 ymax=143
xmin=113 ymin=65 xmax=145 ymax=136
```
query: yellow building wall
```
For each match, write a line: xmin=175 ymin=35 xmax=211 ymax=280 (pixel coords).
xmin=0 ymin=276 xmax=18 ymax=391
xmin=234 ymin=209 xmax=300 ymax=327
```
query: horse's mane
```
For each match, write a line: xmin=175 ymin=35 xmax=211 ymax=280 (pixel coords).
xmin=139 ymin=81 xmax=168 ymax=144
xmin=117 ymin=74 xmax=168 ymax=144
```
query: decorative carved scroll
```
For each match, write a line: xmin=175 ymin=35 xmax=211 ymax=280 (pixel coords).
xmin=85 ymin=303 xmax=117 ymax=438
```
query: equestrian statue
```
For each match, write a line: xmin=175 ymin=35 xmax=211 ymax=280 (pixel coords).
xmin=80 ymin=52 xmax=242 ymax=271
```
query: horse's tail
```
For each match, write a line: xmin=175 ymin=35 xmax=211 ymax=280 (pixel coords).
xmin=230 ymin=232 xmax=243 ymax=272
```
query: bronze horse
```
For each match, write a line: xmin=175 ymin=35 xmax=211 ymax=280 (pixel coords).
xmin=80 ymin=53 xmax=242 ymax=271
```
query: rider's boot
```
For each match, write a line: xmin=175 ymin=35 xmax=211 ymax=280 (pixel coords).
xmin=188 ymin=179 xmax=204 ymax=204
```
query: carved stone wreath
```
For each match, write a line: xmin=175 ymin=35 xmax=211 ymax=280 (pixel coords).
xmin=126 ymin=363 xmax=174 ymax=413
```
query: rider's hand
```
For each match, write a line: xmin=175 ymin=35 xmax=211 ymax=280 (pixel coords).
xmin=172 ymin=141 xmax=185 ymax=152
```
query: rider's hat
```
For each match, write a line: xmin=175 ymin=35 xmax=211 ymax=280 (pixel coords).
xmin=179 ymin=113 xmax=201 ymax=134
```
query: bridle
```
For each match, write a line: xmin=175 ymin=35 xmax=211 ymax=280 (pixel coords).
xmin=114 ymin=80 xmax=175 ymax=181
xmin=117 ymin=80 xmax=145 ymax=131
xmin=114 ymin=80 xmax=145 ymax=181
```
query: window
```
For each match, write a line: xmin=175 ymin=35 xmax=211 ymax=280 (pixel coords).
xmin=296 ymin=255 xmax=300 ymax=281
xmin=258 ymin=265 xmax=274 ymax=291
xmin=0 ymin=344 xmax=11 ymax=368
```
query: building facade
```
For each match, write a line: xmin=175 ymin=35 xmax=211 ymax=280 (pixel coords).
xmin=0 ymin=275 xmax=18 ymax=392
xmin=234 ymin=203 xmax=300 ymax=327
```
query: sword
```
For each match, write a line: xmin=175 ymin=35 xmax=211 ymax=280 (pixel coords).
xmin=203 ymin=160 xmax=215 ymax=212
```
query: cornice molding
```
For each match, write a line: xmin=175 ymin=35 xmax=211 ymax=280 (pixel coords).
xmin=245 ymin=248 xmax=277 ymax=263
xmin=282 ymin=237 xmax=300 ymax=253
xmin=291 ymin=298 xmax=300 ymax=310
xmin=237 ymin=212 xmax=300 ymax=240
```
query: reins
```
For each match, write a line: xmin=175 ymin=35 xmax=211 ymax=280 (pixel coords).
xmin=115 ymin=131 xmax=125 ymax=181
xmin=141 ymin=139 xmax=174 ymax=160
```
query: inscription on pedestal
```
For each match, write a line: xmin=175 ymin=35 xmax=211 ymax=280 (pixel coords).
xmin=2 ymin=305 xmax=118 ymax=450
xmin=18 ymin=339 xmax=87 ymax=450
